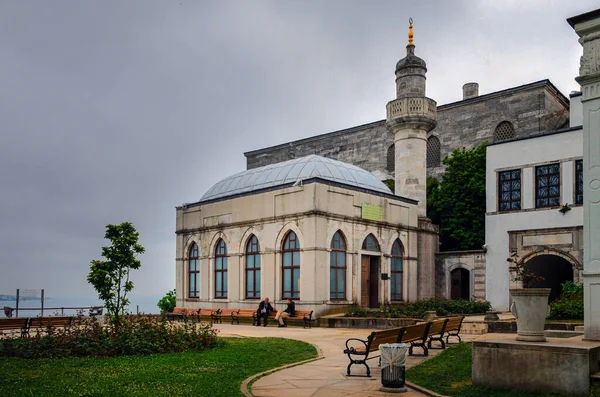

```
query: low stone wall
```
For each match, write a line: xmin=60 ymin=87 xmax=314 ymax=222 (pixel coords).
xmin=322 ymin=316 xmax=419 ymax=329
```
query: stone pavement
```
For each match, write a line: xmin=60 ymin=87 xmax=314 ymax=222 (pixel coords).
xmin=213 ymin=322 xmax=481 ymax=397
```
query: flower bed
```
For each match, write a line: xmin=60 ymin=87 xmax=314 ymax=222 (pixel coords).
xmin=344 ymin=299 xmax=491 ymax=318
xmin=1 ymin=314 xmax=218 ymax=359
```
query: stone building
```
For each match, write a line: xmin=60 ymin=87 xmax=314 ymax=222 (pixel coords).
xmin=175 ymin=20 xmax=582 ymax=315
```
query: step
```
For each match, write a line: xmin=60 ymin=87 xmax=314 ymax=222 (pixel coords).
xmin=575 ymin=325 xmax=584 ymax=332
xmin=591 ymin=371 xmax=600 ymax=383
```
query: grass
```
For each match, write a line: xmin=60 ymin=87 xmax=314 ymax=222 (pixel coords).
xmin=406 ymin=342 xmax=600 ymax=397
xmin=0 ymin=337 xmax=317 ymax=397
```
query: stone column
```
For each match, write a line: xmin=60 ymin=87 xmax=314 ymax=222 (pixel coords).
xmin=569 ymin=9 xmax=600 ymax=341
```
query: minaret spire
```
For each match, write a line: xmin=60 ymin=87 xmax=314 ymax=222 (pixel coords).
xmin=408 ymin=17 xmax=414 ymax=46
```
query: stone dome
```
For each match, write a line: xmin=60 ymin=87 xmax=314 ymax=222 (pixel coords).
xmin=395 ymin=45 xmax=427 ymax=73
xmin=200 ymin=154 xmax=392 ymax=203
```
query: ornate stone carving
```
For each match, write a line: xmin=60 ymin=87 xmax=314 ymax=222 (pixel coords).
xmin=579 ymin=35 xmax=600 ymax=77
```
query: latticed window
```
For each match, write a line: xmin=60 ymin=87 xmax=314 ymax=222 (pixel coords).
xmin=498 ymin=169 xmax=521 ymax=212
xmin=282 ymin=231 xmax=300 ymax=300
xmin=362 ymin=234 xmax=380 ymax=252
xmin=494 ymin=121 xmax=515 ymax=141
xmin=245 ymin=235 xmax=261 ymax=299
xmin=214 ymin=239 xmax=228 ymax=298
xmin=390 ymin=239 xmax=403 ymax=301
xmin=576 ymin=159 xmax=583 ymax=205
xmin=330 ymin=231 xmax=346 ymax=300
xmin=387 ymin=144 xmax=395 ymax=172
xmin=188 ymin=243 xmax=199 ymax=298
xmin=426 ymin=136 xmax=441 ymax=168
xmin=536 ymin=163 xmax=560 ymax=208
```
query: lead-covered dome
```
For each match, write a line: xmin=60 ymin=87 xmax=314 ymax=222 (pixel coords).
xmin=200 ymin=155 xmax=392 ymax=203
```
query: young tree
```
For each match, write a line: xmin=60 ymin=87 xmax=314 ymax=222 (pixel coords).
xmin=88 ymin=222 xmax=145 ymax=325
xmin=157 ymin=289 xmax=176 ymax=313
xmin=432 ymin=142 xmax=487 ymax=251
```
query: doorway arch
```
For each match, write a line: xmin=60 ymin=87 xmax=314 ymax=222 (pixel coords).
xmin=361 ymin=234 xmax=381 ymax=308
xmin=523 ymin=254 xmax=574 ymax=302
xmin=450 ymin=268 xmax=471 ymax=300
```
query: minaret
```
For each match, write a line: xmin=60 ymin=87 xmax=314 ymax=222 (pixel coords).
xmin=386 ymin=19 xmax=437 ymax=217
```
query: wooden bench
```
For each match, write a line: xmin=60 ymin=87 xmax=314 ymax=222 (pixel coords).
xmin=0 ymin=317 xmax=30 ymax=338
xmin=235 ymin=309 xmax=257 ymax=324
xmin=252 ymin=309 xmax=315 ymax=328
xmin=211 ymin=308 xmax=240 ymax=324
xmin=444 ymin=316 xmax=465 ymax=344
xmin=167 ymin=307 xmax=194 ymax=322
xmin=427 ymin=318 xmax=449 ymax=350
xmin=343 ymin=327 xmax=404 ymax=377
xmin=399 ymin=321 xmax=433 ymax=356
xmin=28 ymin=316 xmax=73 ymax=336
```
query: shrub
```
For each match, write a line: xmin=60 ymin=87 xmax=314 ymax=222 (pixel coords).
xmin=157 ymin=289 xmax=176 ymax=313
xmin=344 ymin=299 xmax=491 ymax=318
xmin=0 ymin=314 xmax=219 ymax=359
xmin=549 ymin=281 xmax=584 ymax=320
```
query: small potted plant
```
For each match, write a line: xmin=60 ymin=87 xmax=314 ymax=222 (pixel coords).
xmin=507 ymin=251 xmax=551 ymax=342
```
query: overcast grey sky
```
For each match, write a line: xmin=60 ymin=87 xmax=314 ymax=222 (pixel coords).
xmin=0 ymin=1 xmax=596 ymax=300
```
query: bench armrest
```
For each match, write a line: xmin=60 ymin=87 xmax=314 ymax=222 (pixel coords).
xmin=344 ymin=337 xmax=368 ymax=354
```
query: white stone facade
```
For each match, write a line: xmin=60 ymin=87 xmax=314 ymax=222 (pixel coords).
xmin=485 ymin=128 xmax=584 ymax=310
xmin=175 ymin=180 xmax=437 ymax=316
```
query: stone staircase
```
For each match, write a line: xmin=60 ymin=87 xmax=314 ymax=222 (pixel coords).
xmin=591 ymin=371 xmax=600 ymax=384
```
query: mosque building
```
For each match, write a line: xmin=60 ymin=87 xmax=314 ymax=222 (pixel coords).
xmin=175 ymin=20 xmax=583 ymax=313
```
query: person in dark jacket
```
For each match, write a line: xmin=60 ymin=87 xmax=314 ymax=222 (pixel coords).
xmin=256 ymin=297 xmax=275 ymax=327
xmin=275 ymin=298 xmax=295 ymax=327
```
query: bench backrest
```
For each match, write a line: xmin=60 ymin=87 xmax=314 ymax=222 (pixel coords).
xmin=29 ymin=316 xmax=72 ymax=329
xmin=173 ymin=307 xmax=193 ymax=315
xmin=428 ymin=319 xmax=449 ymax=336
xmin=445 ymin=316 xmax=464 ymax=332
xmin=370 ymin=328 xmax=403 ymax=351
xmin=294 ymin=310 xmax=313 ymax=319
xmin=238 ymin=309 xmax=256 ymax=316
xmin=219 ymin=308 xmax=239 ymax=316
xmin=198 ymin=309 xmax=215 ymax=316
xmin=0 ymin=318 xmax=29 ymax=330
xmin=400 ymin=322 xmax=432 ymax=343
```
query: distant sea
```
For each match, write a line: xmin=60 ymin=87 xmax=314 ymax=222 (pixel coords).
xmin=0 ymin=294 xmax=162 ymax=318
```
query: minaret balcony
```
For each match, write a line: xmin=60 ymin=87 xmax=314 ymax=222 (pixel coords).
xmin=386 ymin=97 xmax=437 ymax=123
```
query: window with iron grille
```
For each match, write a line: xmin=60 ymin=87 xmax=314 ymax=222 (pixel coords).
xmin=498 ymin=169 xmax=521 ymax=212
xmin=330 ymin=231 xmax=346 ymax=300
xmin=214 ymin=239 xmax=228 ymax=298
xmin=536 ymin=163 xmax=560 ymax=208
xmin=245 ymin=235 xmax=261 ymax=299
xmin=188 ymin=243 xmax=200 ymax=298
xmin=282 ymin=231 xmax=300 ymax=300
xmin=494 ymin=121 xmax=516 ymax=141
xmin=576 ymin=159 xmax=583 ymax=205
xmin=387 ymin=144 xmax=395 ymax=172
xmin=390 ymin=239 xmax=403 ymax=301
xmin=426 ymin=136 xmax=440 ymax=168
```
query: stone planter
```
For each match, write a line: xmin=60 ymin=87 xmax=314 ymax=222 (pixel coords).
xmin=509 ymin=288 xmax=551 ymax=342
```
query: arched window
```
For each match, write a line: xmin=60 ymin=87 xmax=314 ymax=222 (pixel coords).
xmin=391 ymin=239 xmax=404 ymax=301
xmin=188 ymin=243 xmax=199 ymax=298
xmin=245 ymin=235 xmax=261 ymax=299
xmin=330 ymin=231 xmax=346 ymax=300
xmin=282 ymin=231 xmax=300 ymax=300
xmin=362 ymin=234 xmax=380 ymax=252
xmin=426 ymin=136 xmax=441 ymax=168
xmin=214 ymin=239 xmax=228 ymax=299
xmin=387 ymin=144 xmax=395 ymax=172
xmin=494 ymin=121 xmax=515 ymax=141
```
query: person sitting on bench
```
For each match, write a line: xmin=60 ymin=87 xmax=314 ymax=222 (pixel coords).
xmin=256 ymin=297 xmax=275 ymax=327
xmin=275 ymin=298 xmax=295 ymax=328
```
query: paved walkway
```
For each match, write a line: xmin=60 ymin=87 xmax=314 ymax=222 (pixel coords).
xmin=214 ymin=323 xmax=481 ymax=397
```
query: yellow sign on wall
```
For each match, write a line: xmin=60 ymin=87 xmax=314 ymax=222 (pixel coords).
xmin=361 ymin=203 xmax=383 ymax=221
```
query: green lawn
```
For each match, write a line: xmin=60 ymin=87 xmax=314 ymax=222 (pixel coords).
xmin=0 ymin=337 xmax=317 ymax=397
xmin=406 ymin=342 xmax=599 ymax=397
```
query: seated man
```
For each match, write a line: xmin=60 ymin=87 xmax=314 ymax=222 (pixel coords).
xmin=256 ymin=297 xmax=274 ymax=327
xmin=275 ymin=298 xmax=295 ymax=328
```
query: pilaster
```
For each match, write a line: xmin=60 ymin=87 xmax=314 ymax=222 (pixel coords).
xmin=570 ymin=8 xmax=600 ymax=340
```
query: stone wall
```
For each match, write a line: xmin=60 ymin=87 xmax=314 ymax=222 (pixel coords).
xmin=245 ymin=80 xmax=569 ymax=183
xmin=435 ymin=250 xmax=486 ymax=300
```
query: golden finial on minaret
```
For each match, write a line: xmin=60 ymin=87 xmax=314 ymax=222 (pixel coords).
xmin=408 ymin=18 xmax=414 ymax=45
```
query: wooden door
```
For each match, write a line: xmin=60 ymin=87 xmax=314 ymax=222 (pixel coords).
xmin=361 ymin=256 xmax=370 ymax=307
xmin=369 ymin=257 xmax=379 ymax=308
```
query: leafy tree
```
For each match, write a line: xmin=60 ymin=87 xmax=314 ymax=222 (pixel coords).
xmin=383 ymin=178 xmax=395 ymax=192
xmin=431 ymin=142 xmax=486 ymax=251
xmin=88 ymin=222 xmax=145 ymax=325
xmin=157 ymin=289 xmax=176 ymax=313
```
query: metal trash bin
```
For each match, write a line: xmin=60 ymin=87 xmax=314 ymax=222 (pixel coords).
xmin=379 ymin=343 xmax=408 ymax=393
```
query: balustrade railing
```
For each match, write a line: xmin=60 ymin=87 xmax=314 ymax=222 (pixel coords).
xmin=386 ymin=97 xmax=437 ymax=121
